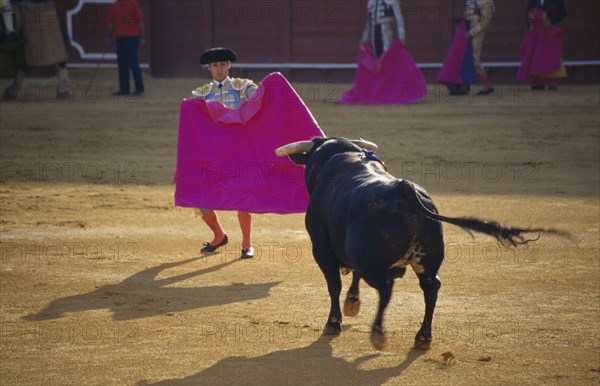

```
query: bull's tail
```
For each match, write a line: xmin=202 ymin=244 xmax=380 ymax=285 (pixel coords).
xmin=408 ymin=184 xmax=571 ymax=246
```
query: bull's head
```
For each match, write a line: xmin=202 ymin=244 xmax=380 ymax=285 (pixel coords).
xmin=276 ymin=137 xmax=379 ymax=192
xmin=276 ymin=137 xmax=378 ymax=164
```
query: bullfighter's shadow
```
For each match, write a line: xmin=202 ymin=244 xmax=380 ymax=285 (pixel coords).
xmin=141 ymin=336 xmax=426 ymax=385
xmin=23 ymin=257 xmax=281 ymax=321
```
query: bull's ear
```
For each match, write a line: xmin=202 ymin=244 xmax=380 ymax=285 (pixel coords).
xmin=288 ymin=153 xmax=309 ymax=165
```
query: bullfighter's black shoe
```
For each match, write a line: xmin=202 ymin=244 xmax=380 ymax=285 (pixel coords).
xmin=201 ymin=234 xmax=228 ymax=253
xmin=240 ymin=247 xmax=254 ymax=259
xmin=476 ymin=87 xmax=495 ymax=96
xmin=448 ymin=84 xmax=470 ymax=95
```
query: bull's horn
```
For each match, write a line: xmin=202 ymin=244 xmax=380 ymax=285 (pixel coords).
xmin=275 ymin=141 xmax=314 ymax=156
xmin=350 ymin=139 xmax=379 ymax=151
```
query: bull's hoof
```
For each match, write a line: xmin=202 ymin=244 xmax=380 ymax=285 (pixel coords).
xmin=370 ymin=326 xmax=386 ymax=351
xmin=413 ymin=334 xmax=432 ymax=351
xmin=343 ymin=297 xmax=360 ymax=317
xmin=322 ymin=321 xmax=341 ymax=336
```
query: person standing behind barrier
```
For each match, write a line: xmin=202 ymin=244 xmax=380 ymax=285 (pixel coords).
xmin=361 ymin=0 xmax=405 ymax=57
xmin=106 ymin=0 xmax=145 ymax=96
xmin=2 ymin=0 xmax=71 ymax=99
xmin=464 ymin=0 xmax=495 ymax=95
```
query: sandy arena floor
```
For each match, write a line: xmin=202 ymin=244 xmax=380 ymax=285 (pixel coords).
xmin=0 ymin=69 xmax=599 ymax=385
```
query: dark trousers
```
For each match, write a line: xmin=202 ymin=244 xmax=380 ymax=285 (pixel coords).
xmin=116 ymin=36 xmax=143 ymax=93
xmin=374 ymin=25 xmax=384 ymax=57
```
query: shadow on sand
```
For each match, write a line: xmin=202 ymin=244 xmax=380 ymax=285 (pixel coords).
xmin=23 ymin=257 xmax=281 ymax=321
xmin=141 ymin=335 xmax=426 ymax=385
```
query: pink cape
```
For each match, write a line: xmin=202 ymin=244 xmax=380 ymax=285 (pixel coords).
xmin=174 ymin=72 xmax=324 ymax=214
xmin=338 ymin=40 xmax=427 ymax=105
xmin=517 ymin=9 xmax=565 ymax=85
xmin=436 ymin=20 xmax=476 ymax=85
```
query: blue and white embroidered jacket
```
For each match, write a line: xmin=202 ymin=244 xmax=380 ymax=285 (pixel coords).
xmin=192 ymin=76 xmax=258 ymax=109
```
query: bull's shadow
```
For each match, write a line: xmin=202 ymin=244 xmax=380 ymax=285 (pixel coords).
xmin=141 ymin=336 xmax=426 ymax=385
xmin=23 ymin=257 xmax=281 ymax=321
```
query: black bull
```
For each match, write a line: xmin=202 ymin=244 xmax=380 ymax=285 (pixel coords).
xmin=276 ymin=137 xmax=565 ymax=351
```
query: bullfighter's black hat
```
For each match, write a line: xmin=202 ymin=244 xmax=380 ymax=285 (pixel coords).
xmin=200 ymin=47 xmax=238 ymax=65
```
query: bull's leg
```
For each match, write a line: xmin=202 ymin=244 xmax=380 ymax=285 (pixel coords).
xmin=371 ymin=275 xmax=393 ymax=350
xmin=414 ymin=273 xmax=441 ymax=350
xmin=343 ymin=271 xmax=361 ymax=317
xmin=316 ymin=256 xmax=343 ymax=336
xmin=359 ymin=271 xmax=394 ymax=351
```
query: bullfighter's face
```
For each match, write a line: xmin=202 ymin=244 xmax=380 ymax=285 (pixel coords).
xmin=207 ymin=61 xmax=231 ymax=82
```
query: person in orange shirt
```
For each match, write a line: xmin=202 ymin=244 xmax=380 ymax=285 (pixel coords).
xmin=106 ymin=0 xmax=145 ymax=96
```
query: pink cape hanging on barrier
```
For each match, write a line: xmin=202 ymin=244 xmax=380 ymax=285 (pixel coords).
xmin=174 ymin=72 xmax=325 ymax=214
xmin=517 ymin=9 xmax=566 ymax=85
xmin=339 ymin=40 xmax=427 ymax=105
